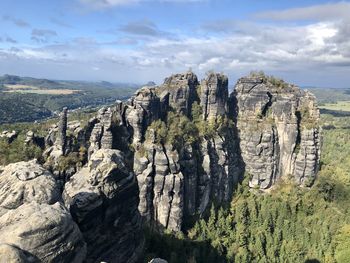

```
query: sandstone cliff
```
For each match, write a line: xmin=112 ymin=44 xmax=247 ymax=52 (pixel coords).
xmin=233 ymin=75 xmax=321 ymax=189
xmin=0 ymin=70 xmax=321 ymax=260
xmin=115 ymin=71 xmax=321 ymax=231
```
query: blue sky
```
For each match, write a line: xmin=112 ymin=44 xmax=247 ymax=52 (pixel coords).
xmin=0 ymin=0 xmax=349 ymax=87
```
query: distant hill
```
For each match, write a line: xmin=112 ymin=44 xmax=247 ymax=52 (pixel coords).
xmin=0 ymin=74 xmax=139 ymax=124
xmin=305 ymin=87 xmax=350 ymax=104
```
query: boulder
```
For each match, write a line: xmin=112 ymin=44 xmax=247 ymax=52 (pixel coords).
xmin=0 ymin=202 xmax=86 ymax=263
xmin=0 ymin=160 xmax=61 ymax=216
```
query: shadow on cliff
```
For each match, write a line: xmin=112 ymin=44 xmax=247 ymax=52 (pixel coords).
xmin=229 ymin=90 xmax=246 ymax=188
xmin=142 ymin=227 xmax=226 ymax=263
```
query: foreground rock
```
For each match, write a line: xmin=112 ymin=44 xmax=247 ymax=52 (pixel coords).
xmin=0 ymin=202 xmax=86 ymax=262
xmin=0 ymin=160 xmax=61 ymax=216
xmin=64 ymin=149 xmax=143 ymax=263
xmin=0 ymin=244 xmax=40 ymax=263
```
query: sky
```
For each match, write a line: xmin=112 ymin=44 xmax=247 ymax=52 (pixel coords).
xmin=0 ymin=0 xmax=349 ymax=87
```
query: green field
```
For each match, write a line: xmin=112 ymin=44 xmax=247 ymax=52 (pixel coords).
xmin=319 ymin=101 xmax=350 ymax=111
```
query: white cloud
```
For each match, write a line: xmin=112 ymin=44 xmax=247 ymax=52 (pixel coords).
xmin=79 ymin=0 xmax=204 ymax=9
xmin=255 ymin=1 xmax=350 ymax=21
xmin=1 ymin=2 xmax=350 ymax=86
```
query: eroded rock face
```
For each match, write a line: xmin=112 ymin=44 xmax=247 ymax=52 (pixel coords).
xmin=0 ymin=130 xmax=18 ymax=143
xmin=0 ymin=160 xmax=61 ymax=216
xmin=233 ymin=76 xmax=321 ymax=189
xmin=122 ymin=87 xmax=161 ymax=145
xmin=64 ymin=149 xmax=143 ymax=263
xmin=0 ymin=243 xmax=40 ymax=263
xmin=0 ymin=202 xmax=86 ymax=263
xmin=0 ymin=71 xmax=321 ymax=260
xmin=88 ymin=107 xmax=115 ymax=157
xmin=201 ymin=73 xmax=228 ymax=121
xmin=0 ymin=160 xmax=86 ymax=262
xmin=161 ymin=72 xmax=199 ymax=116
xmin=129 ymin=72 xmax=241 ymax=231
xmin=135 ymin=135 xmax=184 ymax=231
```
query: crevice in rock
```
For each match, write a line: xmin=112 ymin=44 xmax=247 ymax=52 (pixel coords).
xmin=165 ymin=174 xmax=176 ymax=229
xmin=150 ymin=148 xmax=156 ymax=224
xmin=261 ymin=92 xmax=273 ymax=117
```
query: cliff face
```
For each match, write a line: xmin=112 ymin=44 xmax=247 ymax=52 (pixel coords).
xmin=117 ymin=72 xmax=321 ymax=231
xmin=0 ymin=71 xmax=321 ymax=260
xmin=233 ymin=76 xmax=321 ymax=189
xmin=117 ymin=72 xmax=243 ymax=231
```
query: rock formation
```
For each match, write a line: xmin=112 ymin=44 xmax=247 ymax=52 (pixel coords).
xmin=233 ymin=75 xmax=321 ymax=189
xmin=57 ymin=107 xmax=68 ymax=155
xmin=160 ymin=72 xmax=199 ymax=116
xmin=201 ymin=73 xmax=228 ymax=120
xmin=0 ymin=70 xmax=321 ymax=260
xmin=0 ymin=130 xmax=18 ymax=143
xmin=44 ymin=108 xmax=68 ymax=162
xmin=0 ymin=160 xmax=61 ymax=216
xmin=0 ymin=160 xmax=86 ymax=262
xmin=115 ymin=71 xmax=320 ymax=231
xmin=64 ymin=149 xmax=143 ymax=262
xmin=88 ymin=107 xmax=115 ymax=157
xmin=119 ymin=71 xmax=242 ymax=231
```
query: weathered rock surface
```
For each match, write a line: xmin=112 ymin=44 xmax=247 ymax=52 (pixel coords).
xmin=88 ymin=107 xmax=115 ymax=157
xmin=233 ymin=76 xmax=321 ymax=189
xmin=0 ymin=244 xmax=40 ymax=263
xmin=201 ymin=73 xmax=228 ymax=120
xmin=129 ymin=72 xmax=241 ymax=231
xmin=0 ymin=202 xmax=86 ymax=263
xmin=0 ymin=71 xmax=321 ymax=260
xmin=119 ymin=87 xmax=161 ymax=145
xmin=0 ymin=130 xmax=18 ymax=143
xmin=0 ymin=160 xmax=61 ymax=216
xmin=117 ymin=71 xmax=321 ymax=231
xmin=44 ymin=108 xmax=68 ymax=162
xmin=135 ymin=136 xmax=184 ymax=231
xmin=160 ymin=71 xmax=199 ymax=116
xmin=64 ymin=149 xmax=143 ymax=263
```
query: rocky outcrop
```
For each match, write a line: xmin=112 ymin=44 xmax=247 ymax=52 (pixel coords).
xmin=127 ymin=72 xmax=242 ymax=231
xmin=0 ymin=244 xmax=40 ymax=263
xmin=0 ymin=130 xmax=18 ymax=143
xmin=0 ymin=202 xmax=86 ymax=263
xmin=0 ymin=71 xmax=321 ymax=260
xmin=160 ymin=71 xmax=199 ymax=116
xmin=0 ymin=160 xmax=86 ymax=262
xmin=44 ymin=108 xmax=68 ymax=162
xmin=233 ymin=75 xmax=321 ymax=189
xmin=64 ymin=149 xmax=143 ymax=263
xmin=88 ymin=107 xmax=115 ymax=157
xmin=58 ymin=107 xmax=68 ymax=154
xmin=201 ymin=73 xmax=228 ymax=121
xmin=0 ymin=160 xmax=61 ymax=216
xmin=135 ymin=134 xmax=184 ymax=231
xmin=117 ymin=71 xmax=321 ymax=231
xmin=118 ymin=87 xmax=161 ymax=145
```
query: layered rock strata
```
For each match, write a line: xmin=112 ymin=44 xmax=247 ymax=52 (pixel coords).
xmin=0 ymin=71 xmax=321 ymax=260
xmin=233 ymin=76 xmax=321 ymax=189
xmin=118 ymin=72 xmax=242 ymax=231
xmin=64 ymin=149 xmax=143 ymax=263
